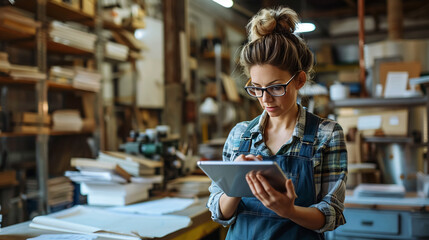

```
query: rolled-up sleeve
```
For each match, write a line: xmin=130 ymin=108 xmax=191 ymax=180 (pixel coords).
xmin=311 ymin=122 xmax=347 ymax=232
xmin=206 ymin=124 xmax=243 ymax=226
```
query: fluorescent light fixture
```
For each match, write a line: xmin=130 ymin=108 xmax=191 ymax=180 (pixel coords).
xmin=295 ymin=23 xmax=316 ymax=33
xmin=212 ymin=0 xmax=233 ymax=8
xmin=134 ymin=29 xmax=146 ymax=40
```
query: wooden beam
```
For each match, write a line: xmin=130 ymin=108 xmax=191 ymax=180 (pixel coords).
xmin=303 ymin=0 xmax=425 ymax=19
xmin=164 ymin=0 xmax=184 ymax=84
xmin=387 ymin=0 xmax=403 ymax=40
xmin=358 ymin=0 xmax=367 ymax=97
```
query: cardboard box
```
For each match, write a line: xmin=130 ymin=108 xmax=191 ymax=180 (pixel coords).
xmin=379 ymin=61 xmax=421 ymax=95
xmin=81 ymin=0 xmax=95 ymax=16
xmin=337 ymin=109 xmax=409 ymax=136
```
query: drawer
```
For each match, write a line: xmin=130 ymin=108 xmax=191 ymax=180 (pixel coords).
xmin=411 ymin=215 xmax=429 ymax=237
xmin=340 ymin=210 xmax=399 ymax=235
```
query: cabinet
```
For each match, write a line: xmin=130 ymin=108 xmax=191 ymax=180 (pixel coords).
xmin=328 ymin=208 xmax=429 ymax=239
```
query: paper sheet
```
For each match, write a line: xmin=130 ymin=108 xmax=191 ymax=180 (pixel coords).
xmin=27 ymin=234 xmax=97 ymax=240
xmin=108 ymin=197 xmax=196 ymax=215
xmin=30 ymin=206 xmax=192 ymax=239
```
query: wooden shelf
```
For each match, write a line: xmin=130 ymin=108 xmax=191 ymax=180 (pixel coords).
xmin=0 ymin=130 xmax=94 ymax=137
xmin=331 ymin=97 xmax=427 ymax=108
xmin=48 ymin=130 xmax=94 ymax=136
xmin=314 ymin=64 xmax=359 ymax=73
xmin=0 ymin=76 xmax=39 ymax=85
xmin=202 ymin=51 xmax=230 ymax=61
xmin=15 ymin=39 xmax=93 ymax=56
xmin=0 ymin=132 xmax=38 ymax=137
xmin=0 ymin=26 xmax=35 ymax=41
xmin=15 ymin=0 xmax=93 ymax=23
xmin=47 ymin=81 xmax=97 ymax=93
xmin=363 ymin=136 xmax=414 ymax=144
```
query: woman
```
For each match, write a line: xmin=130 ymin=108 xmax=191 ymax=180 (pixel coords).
xmin=207 ymin=6 xmax=347 ymax=240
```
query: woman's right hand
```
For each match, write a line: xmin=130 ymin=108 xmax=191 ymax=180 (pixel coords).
xmin=234 ymin=154 xmax=263 ymax=162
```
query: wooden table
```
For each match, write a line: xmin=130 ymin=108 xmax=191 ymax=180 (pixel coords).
xmin=0 ymin=197 xmax=224 ymax=240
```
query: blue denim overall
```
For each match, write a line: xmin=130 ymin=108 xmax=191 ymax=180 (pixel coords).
xmin=226 ymin=111 xmax=325 ymax=240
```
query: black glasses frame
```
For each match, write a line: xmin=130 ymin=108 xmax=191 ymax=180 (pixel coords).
xmin=244 ymin=73 xmax=297 ymax=98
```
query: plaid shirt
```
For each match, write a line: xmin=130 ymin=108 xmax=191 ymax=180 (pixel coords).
xmin=207 ymin=105 xmax=348 ymax=232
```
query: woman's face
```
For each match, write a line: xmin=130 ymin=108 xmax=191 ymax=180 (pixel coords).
xmin=249 ymin=64 xmax=304 ymax=118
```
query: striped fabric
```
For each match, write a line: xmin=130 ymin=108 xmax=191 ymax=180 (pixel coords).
xmin=207 ymin=104 xmax=348 ymax=232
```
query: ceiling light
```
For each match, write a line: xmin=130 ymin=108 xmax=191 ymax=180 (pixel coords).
xmin=295 ymin=23 xmax=316 ymax=33
xmin=212 ymin=0 xmax=233 ymax=8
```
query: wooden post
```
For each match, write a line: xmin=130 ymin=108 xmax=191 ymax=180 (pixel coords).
xmin=358 ymin=0 xmax=367 ymax=97
xmin=387 ymin=0 xmax=403 ymax=40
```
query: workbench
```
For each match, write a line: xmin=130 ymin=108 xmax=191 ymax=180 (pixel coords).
xmin=0 ymin=197 xmax=225 ymax=240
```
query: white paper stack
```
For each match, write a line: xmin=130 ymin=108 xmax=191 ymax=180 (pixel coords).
xmin=65 ymin=170 xmax=127 ymax=184
xmin=9 ymin=64 xmax=46 ymax=81
xmin=49 ymin=21 xmax=97 ymax=53
xmin=52 ymin=109 xmax=83 ymax=131
xmin=49 ymin=66 xmax=75 ymax=84
xmin=73 ymin=67 xmax=102 ymax=92
xmin=81 ymin=182 xmax=152 ymax=206
xmin=105 ymin=41 xmax=129 ymax=61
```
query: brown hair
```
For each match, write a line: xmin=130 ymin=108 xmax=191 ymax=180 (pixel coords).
xmin=240 ymin=7 xmax=314 ymax=79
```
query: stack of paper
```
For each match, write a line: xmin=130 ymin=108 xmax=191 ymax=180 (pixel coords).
xmin=48 ymin=176 xmax=74 ymax=211
xmin=81 ymin=182 xmax=152 ymax=206
xmin=105 ymin=41 xmax=129 ymax=61
xmin=72 ymin=67 xmax=101 ymax=92
xmin=98 ymin=151 xmax=163 ymax=177
xmin=9 ymin=64 xmax=46 ymax=81
xmin=67 ymin=158 xmax=152 ymax=206
xmin=0 ymin=52 xmax=10 ymax=73
xmin=68 ymin=158 xmax=131 ymax=183
xmin=49 ymin=66 xmax=75 ymax=84
xmin=49 ymin=21 xmax=96 ymax=53
xmin=52 ymin=109 xmax=83 ymax=131
xmin=166 ymin=175 xmax=211 ymax=197
xmin=0 ymin=6 xmax=40 ymax=35
xmin=354 ymin=183 xmax=406 ymax=198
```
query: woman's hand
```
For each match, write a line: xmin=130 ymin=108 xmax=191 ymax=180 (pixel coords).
xmin=246 ymin=171 xmax=298 ymax=219
xmin=234 ymin=154 xmax=263 ymax=162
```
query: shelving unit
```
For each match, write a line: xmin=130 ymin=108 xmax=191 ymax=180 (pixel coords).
xmin=0 ymin=0 xmax=107 ymax=221
xmin=331 ymin=96 xmax=427 ymax=108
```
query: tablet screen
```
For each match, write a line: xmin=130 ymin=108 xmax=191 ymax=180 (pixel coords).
xmin=198 ymin=161 xmax=287 ymax=197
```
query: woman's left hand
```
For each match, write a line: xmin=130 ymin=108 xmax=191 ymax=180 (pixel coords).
xmin=246 ymin=171 xmax=298 ymax=219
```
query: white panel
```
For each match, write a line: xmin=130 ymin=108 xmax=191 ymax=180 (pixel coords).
xmin=137 ymin=17 xmax=164 ymax=108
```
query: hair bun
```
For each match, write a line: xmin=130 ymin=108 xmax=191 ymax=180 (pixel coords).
xmin=247 ymin=7 xmax=300 ymax=42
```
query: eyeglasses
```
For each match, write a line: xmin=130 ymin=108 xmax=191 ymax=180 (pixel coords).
xmin=244 ymin=73 xmax=297 ymax=98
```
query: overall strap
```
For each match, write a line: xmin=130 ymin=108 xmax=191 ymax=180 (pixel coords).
xmin=237 ymin=115 xmax=261 ymax=152
xmin=299 ymin=111 xmax=321 ymax=158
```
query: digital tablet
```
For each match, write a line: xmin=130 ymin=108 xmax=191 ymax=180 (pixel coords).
xmin=197 ymin=161 xmax=287 ymax=197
